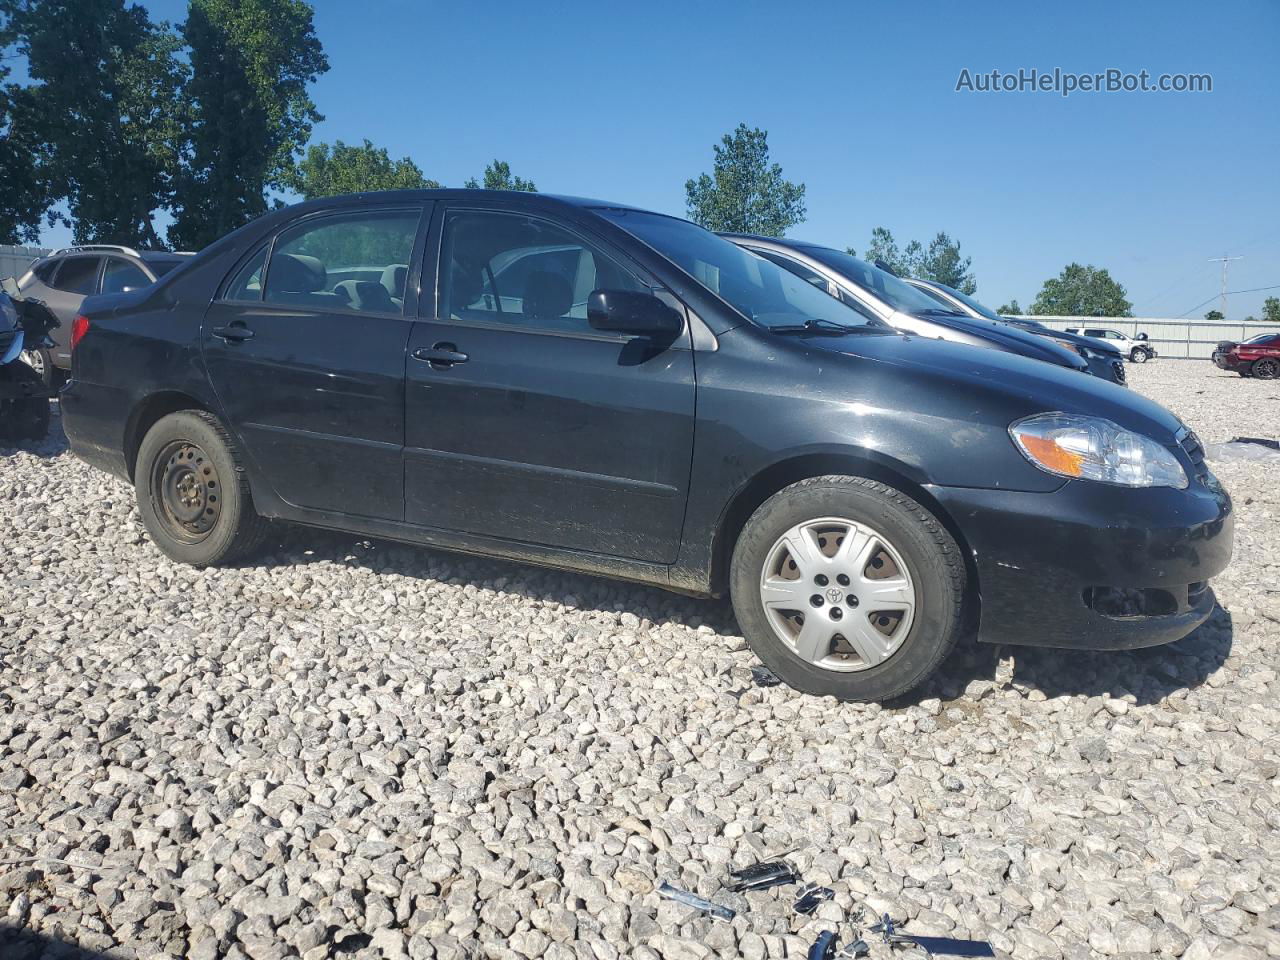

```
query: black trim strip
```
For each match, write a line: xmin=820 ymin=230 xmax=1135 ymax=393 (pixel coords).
xmin=404 ymin=444 xmax=678 ymax=497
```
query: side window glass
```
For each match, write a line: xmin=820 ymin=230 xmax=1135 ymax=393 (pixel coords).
xmin=225 ymin=245 xmax=269 ymax=301
xmin=32 ymin=261 xmax=57 ymax=284
xmin=264 ymin=209 xmax=420 ymax=313
xmin=837 ymin=289 xmax=882 ymax=323
xmin=441 ymin=210 xmax=646 ymax=332
xmin=51 ymin=257 xmax=101 ymax=295
xmin=102 ymin=259 xmax=150 ymax=294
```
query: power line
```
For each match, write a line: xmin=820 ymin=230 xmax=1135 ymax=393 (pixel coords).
xmin=1178 ymin=283 xmax=1280 ymax=318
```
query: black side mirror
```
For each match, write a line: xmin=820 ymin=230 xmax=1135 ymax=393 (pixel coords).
xmin=1137 ymin=332 xmax=1148 ymax=341
xmin=587 ymin=289 xmax=683 ymax=336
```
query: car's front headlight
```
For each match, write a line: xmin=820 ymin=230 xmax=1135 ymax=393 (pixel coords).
xmin=1010 ymin=413 xmax=1188 ymax=488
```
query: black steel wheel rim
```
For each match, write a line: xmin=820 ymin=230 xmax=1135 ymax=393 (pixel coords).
xmin=152 ymin=440 xmax=222 ymax=543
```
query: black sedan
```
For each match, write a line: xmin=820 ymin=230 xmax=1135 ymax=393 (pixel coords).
xmin=62 ymin=190 xmax=1233 ymax=701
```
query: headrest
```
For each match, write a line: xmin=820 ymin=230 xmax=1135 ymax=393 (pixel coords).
xmin=450 ymin=260 xmax=484 ymax=310
xmin=333 ymin=279 xmax=396 ymax=313
xmin=270 ymin=253 xmax=326 ymax=293
xmin=523 ymin=271 xmax=572 ymax=321
xmin=381 ymin=264 xmax=408 ymax=299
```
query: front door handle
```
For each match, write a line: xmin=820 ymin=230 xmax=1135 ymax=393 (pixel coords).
xmin=211 ymin=323 xmax=255 ymax=342
xmin=412 ymin=342 xmax=469 ymax=368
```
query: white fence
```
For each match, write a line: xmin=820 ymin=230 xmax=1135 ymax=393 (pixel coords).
xmin=1017 ymin=315 xmax=1278 ymax=360
xmin=0 ymin=244 xmax=50 ymax=282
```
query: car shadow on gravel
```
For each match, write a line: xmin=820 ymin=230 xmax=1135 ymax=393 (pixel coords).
xmin=0 ymin=927 xmax=119 ymax=959
xmin=0 ymin=403 xmax=69 ymax=460
xmin=243 ymin=526 xmax=1233 ymax=709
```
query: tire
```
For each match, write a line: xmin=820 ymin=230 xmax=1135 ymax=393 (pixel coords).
xmin=0 ymin=362 xmax=51 ymax=441
xmin=134 ymin=410 xmax=269 ymax=566
xmin=730 ymin=475 xmax=966 ymax=702
xmin=1130 ymin=347 xmax=1149 ymax=363
xmin=1252 ymin=358 xmax=1279 ymax=380
xmin=20 ymin=346 xmax=59 ymax=389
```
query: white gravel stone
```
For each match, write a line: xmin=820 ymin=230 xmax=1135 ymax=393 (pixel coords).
xmin=1 ymin=364 xmax=1278 ymax=959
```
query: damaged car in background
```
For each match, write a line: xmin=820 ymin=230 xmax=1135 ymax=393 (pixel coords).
xmin=61 ymin=190 xmax=1233 ymax=701
xmin=0 ymin=277 xmax=59 ymax=442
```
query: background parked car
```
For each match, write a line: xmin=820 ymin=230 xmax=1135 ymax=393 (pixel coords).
xmin=904 ymin=277 xmax=1128 ymax=386
xmin=11 ymin=244 xmax=193 ymax=385
xmin=1212 ymin=332 xmax=1280 ymax=378
xmin=1067 ymin=325 xmax=1156 ymax=363
xmin=721 ymin=235 xmax=1096 ymax=378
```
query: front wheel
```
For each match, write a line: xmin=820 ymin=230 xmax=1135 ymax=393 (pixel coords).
xmin=135 ymin=410 xmax=269 ymax=566
xmin=730 ymin=476 xmax=966 ymax=701
xmin=1253 ymin=357 xmax=1280 ymax=380
xmin=20 ymin=346 xmax=59 ymax=388
xmin=1130 ymin=347 xmax=1149 ymax=363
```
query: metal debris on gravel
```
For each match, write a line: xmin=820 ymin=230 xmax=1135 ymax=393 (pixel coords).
xmin=1 ymin=362 xmax=1277 ymax=959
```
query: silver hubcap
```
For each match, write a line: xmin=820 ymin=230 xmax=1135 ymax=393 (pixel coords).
xmin=759 ymin=517 xmax=916 ymax=672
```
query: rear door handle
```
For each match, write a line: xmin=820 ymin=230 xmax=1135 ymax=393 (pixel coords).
xmin=412 ymin=343 xmax=469 ymax=368
xmin=211 ymin=324 xmax=255 ymax=342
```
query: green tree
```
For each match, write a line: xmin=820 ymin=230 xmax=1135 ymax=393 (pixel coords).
xmin=1204 ymin=309 xmax=1225 ymax=323
xmin=9 ymin=0 xmax=185 ymax=247
xmin=685 ymin=123 xmax=805 ymax=236
xmin=1262 ymin=296 xmax=1280 ymax=325
xmin=286 ymin=139 xmax=438 ymax=199
xmin=997 ymin=299 xmax=1023 ymax=315
xmin=864 ymin=227 xmax=903 ymax=273
xmin=170 ymin=0 xmax=328 ymax=250
xmin=465 ymin=159 xmax=536 ymax=192
xmin=0 ymin=1 xmax=49 ymax=244
xmin=916 ymin=232 xmax=975 ymax=294
xmin=1030 ymin=263 xmax=1132 ymax=317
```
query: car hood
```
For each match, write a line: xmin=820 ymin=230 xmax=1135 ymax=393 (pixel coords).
xmin=894 ymin=310 xmax=1089 ymax=370
xmin=805 ymin=330 xmax=1185 ymax=440
xmin=0 ymin=292 xmax=16 ymax=334
xmin=1045 ymin=327 xmax=1124 ymax=356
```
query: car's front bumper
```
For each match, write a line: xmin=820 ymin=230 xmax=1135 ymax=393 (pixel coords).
xmin=929 ymin=475 xmax=1233 ymax=649
xmin=1213 ymin=354 xmax=1248 ymax=372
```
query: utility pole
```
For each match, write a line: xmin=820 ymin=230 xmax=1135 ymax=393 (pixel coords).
xmin=1207 ymin=254 xmax=1242 ymax=319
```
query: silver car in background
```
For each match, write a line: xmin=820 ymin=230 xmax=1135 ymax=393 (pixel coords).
xmin=12 ymin=244 xmax=193 ymax=385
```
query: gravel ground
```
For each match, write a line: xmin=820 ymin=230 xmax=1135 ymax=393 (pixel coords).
xmin=1 ymin=361 xmax=1277 ymax=960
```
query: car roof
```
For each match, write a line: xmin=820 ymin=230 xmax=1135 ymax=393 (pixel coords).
xmin=279 ymin=188 xmax=655 ymax=216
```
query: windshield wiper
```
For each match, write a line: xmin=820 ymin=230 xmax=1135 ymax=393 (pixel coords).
xmin=769 ymin=318 xmax=882 ymax=336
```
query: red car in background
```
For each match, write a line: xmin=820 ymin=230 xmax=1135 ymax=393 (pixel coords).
xmin=1213 ymin=333 xmax=1280 ymax=378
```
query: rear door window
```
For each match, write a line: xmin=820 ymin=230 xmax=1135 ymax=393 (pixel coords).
xmin=51 ymin=256 xmax=102 ymax=295
xmin=264 ymin=209 xmax=420 ymax=314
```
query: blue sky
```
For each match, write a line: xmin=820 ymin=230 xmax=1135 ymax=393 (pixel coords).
xmin=53 ymin=0 xmax=1280 ymax=319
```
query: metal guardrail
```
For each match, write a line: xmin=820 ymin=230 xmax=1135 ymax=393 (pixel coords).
xmin=1013 ymin=315 xmax=1279 ymax=360
xmin=0 ymin=244 xmax=51 ymax=282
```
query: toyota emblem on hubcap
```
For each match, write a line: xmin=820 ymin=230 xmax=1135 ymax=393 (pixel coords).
xmin=825 ymin=587 xmax=844 ymax=604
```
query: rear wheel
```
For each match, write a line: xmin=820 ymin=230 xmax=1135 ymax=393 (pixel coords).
xmin=1253 ymin=358 xmax=1279 ymax=380
xmin=730 ymin=476 xmax=966 ymax=701
xmin=135 ymin=410 xmax=269 ymax=566
xmin=20 ymin=346 xmax=59 ymax=388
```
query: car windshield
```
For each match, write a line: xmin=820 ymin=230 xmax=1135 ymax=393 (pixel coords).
xmin=925 ymin=281 xmax=1007 ymax=322
xmin=793 ymin=246 xmax=958 ymax=317
xmin=596 ymin=210 xmax=879 ymax=330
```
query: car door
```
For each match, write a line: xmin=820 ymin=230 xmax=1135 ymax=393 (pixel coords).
xmin=404 ymin=204 xmax=696 ymax=564
xmin=201 ymin=204 xmax=427 ymax=520
xmin=42 ymin=256 xmax=103 ymax=365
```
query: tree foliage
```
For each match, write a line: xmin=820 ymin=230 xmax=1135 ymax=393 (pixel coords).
xmin=685 ymin=124 xmax=805 ymax=236
xmin=0 ymin=0 xmax=51 ymax=243
xmin=1204 ymin=309 xmax=1224 ymax=323
xmin=8 ymin=0 xmax=185 ymax=247
xmin=1030 ymin=263 xmax=1132 ymax=317
xmin=862 ymin=226 xmax=975 ymax=293
xmin=169 ymin=0 xmax=328 ymax=250
xmin=1262 ymin=296 xmax=1280 ymax=325
xmin=465 ymin=159 xmax=536 ymax=192
xmin=997 ymin=299 xmax=1022 ymax=315
xmin=286 ymin=139 xmax=438 ymax=199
